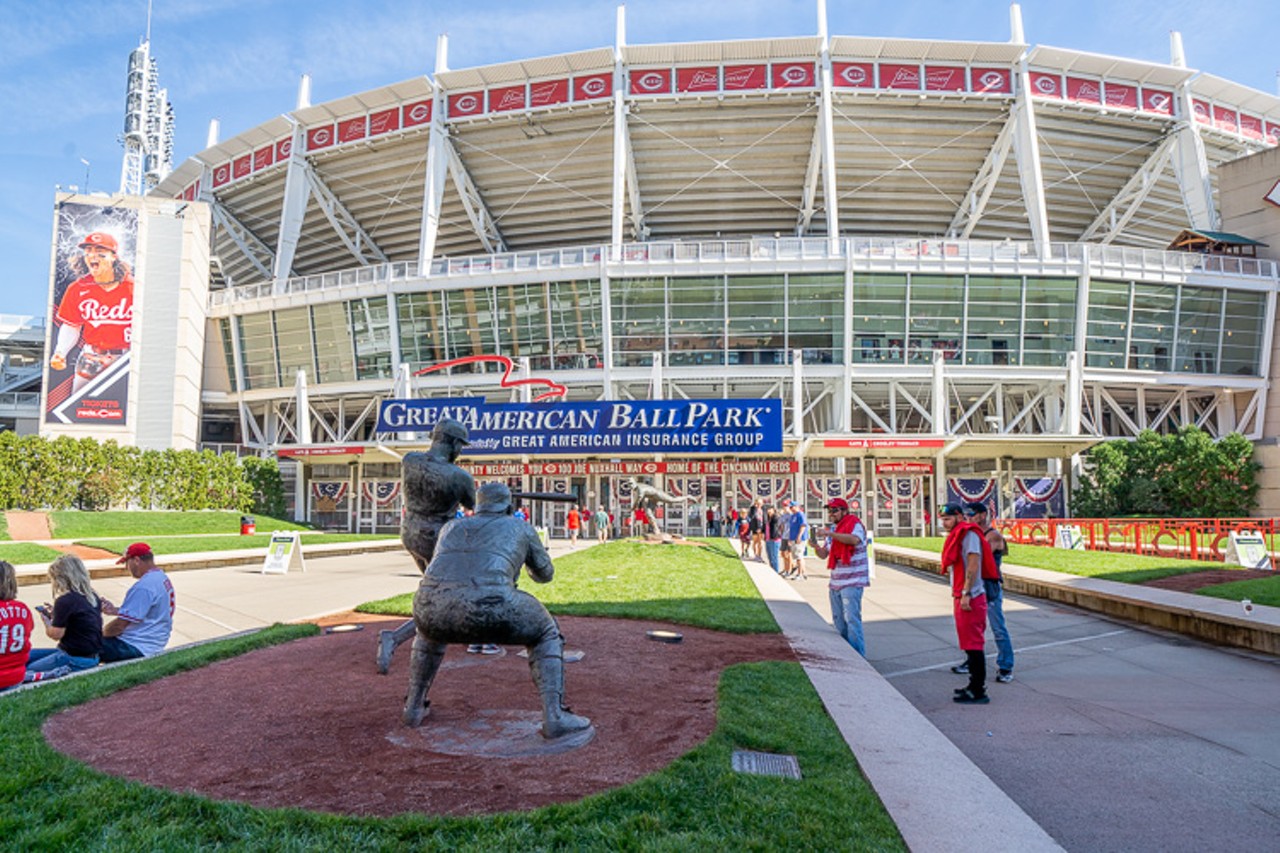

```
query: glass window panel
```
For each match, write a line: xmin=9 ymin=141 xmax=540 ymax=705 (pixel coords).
xmin=964 ymin=276 xmax=1023 ymax=366
xmin=1085 ymin=279 xmax=1129 ymax=369
xmin=1221 ymin=291 xmax=1266 ymax=376
xmin=668 ymin=276 xmax=724 ymax=366
xmin=350 ymin=297 xmax=392 ymax=381
xmin=725 ymin=275 xmax=785 ymax=366
xmin=852 ymin=273 xmax=906 ymax=363
xmin=496 ymin=283 xmax=551 ymax=370
xmin=550 ymin=280 xmax=604 ymax=370
xmin=236 ymin=312 xmax=277 ymax=390
xmin=907 ymin=275 xmax=963 ymax=363
xmin=1023 ymin=277 xmax=1076 ymax=367
xmin=1175 ymin=286 xmax=1222 ymax=374
xmin=1128 ymin=282 xmax=1176 ymax=370
xmin=445 ymin=288 xmax=499 ymax=374
xmin=788 ymin=274 xmax=843 ymax=364
xmin=311 ymin=302 xmax=355 ymax=384
xmin=396 ymin=292 xmax=445 ymax=370
xmin=611 ymin=277 xmax=665 ymax=367
xmin=217 ymin=318 xmax=237 ymax=392
xmin=274 ymin=307 xmax=314 ymax=385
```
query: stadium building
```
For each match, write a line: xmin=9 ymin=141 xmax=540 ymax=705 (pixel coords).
xmin=38 ymin=4 xmax=1280 ymax=536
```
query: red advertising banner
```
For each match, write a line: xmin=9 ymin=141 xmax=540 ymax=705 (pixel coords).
xmin=924 ymin=66 xmax=965 ymax=92
xmin=45 ymin=201 xmax=138 ymax=427
xmin=463 ymin=462 xmax=526 ymax=477
xmin=728 ymin=460 xmax=799 ymax=474
xmin=666 ymin=460 xmax=721 ymax=474
xmin=369 ymin=107 xmax=400 ymax=136
xmin=1065 ymin=76 xmax=1102 ymax=105
xmin=771 ymin=62 xmax=815 ymax=89
xmin=875 ymin=461 xmax=934 ymax=474
xmin=211 ymin=163 xmax=231 ymax=188
xmin=676 ymin=66 xmax=719 ymax=93
xmin=277 ymin=445 xmax=366 ymax=458
xmin=573 ymin=73 xmax=612 ymax=101
xmin=232 ymin=155 xmax=252 ymax=179
xmin=1028 ymin=72 xmax=1063 ymax=98
xmin=588 ymin=461 xmax=666 ymax=475
xmin=252 ymin=145 xmax=275 ymax=171
xmin=1238 ymin=113 xmax=1263 ymax=140
xmin=183 ymin=183 xmax=198 ymax=201
xmin=1140 ymin=88 xmax=1173 ymax=115
xmin=1190 ymin=99 xmax=1211 ymax=124
xmin=529 ymin=462 xmax=588 ymax=476
xmin=307 ymin=124 xmax=335 ymax=151
xmin=824 ymin=438 xmax=946 ymax=449
xmin=723 ymin=64 xmax=767 ymax=90
xmin=971 ymin=67 xmax=1012 ymax=94
xmin=275 ymin=137 xmax=294 ymax=162
xmin=402 ymin=100 xmax=433 ymax=127
xmin=630 ymin=69 xmax=671 ymax=95
xmin=880 ymin=63 xmax=921 ymax=90
xmin=1212 ymin=105 xmax=1239 ymax=134
xmin=338 ymin=116 xmax=367 ymax=143
xmin=449 ymin=91 xmax=484 ymax=117
xmin=490 ymin=84 xmax=527 ymax=112
xmin=1266 ymin=123 xmax=1280 ymax=146
xmin=832 ymin=61 xmax=874 ymax=88
xmin=529 ymin=78 xmax=568 ymax=107
xmin=1103 ymin=82 xmax=1137 ymax=109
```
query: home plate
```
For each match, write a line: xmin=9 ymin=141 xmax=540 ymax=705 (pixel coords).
xmin=387 ymin=710 xmax=596 ymax=757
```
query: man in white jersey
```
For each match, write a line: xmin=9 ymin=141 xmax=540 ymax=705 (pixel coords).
xmin=100 ymin=543 xmax=175 ymax=662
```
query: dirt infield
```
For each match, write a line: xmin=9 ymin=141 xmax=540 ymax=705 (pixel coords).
xmin=44 ymin=613 xmax=793 ymax=817
xmin=1142 ymin=568 xmax=1276 ymax=593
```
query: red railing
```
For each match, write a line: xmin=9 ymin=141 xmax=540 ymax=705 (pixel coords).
xmin=998 ymin=517 xmax=1279 ymax=567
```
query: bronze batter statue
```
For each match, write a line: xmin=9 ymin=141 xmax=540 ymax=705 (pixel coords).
xmin=376 ymin=418 xmax=476 ymax=674
xmin=625 ymin=476 xmax=694 ymax=536
xmin=402 ymin=482 xmax=591 ymax=740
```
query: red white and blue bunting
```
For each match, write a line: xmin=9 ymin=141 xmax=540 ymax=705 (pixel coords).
xmin=946 ymin=478 xmax=999 ymax=516
xmin=361 ymin=481 xmax=402 ymax=507
xmin=877 ymin=477 xmax=920 ymax=506
xmin=311 ymin=481 xmax=349 ymax=507
xmin=807 ymin=477 xmax=861 ymax=503
xmin=737 ymin=478 xmax=792 ymax=505
xmin=1013 ymin=477 xmax=1064 ymax=519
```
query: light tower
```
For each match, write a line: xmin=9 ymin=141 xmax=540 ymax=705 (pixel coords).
xmin=118 ymin=37 xmax=174 ymax=196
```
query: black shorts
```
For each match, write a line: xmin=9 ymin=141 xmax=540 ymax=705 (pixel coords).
xmin=779 ymin=540 xmax=791 ymax=553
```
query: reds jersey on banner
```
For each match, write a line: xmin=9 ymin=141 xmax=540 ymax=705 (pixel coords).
xmin=45 ymin=201 xmax=139 ymax=427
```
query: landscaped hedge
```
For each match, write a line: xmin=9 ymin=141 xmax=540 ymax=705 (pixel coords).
xmin=0 ymin=432 xmax=284 ymax=514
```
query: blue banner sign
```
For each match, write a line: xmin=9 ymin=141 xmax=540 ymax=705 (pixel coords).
xmin=377 ymin=397 xmax=783 ymax=455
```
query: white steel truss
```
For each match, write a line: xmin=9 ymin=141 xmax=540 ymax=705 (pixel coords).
xmin=947 ymin=115 xmax=1015 ymax=239
xmin=1081 ymin=135 xmax=1177 ymax=243
xmin=209 ymin=201 xmax=275 ymax=283
xmin=446 ymin=141 xmax=507 ymax=254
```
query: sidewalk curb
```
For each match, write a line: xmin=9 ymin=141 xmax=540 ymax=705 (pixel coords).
xmin=877 ymin=544 xmax=1280 ymax=656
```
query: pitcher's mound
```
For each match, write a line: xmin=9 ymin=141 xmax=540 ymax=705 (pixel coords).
xmin=44 ymin=614 xmax=792 ymax=817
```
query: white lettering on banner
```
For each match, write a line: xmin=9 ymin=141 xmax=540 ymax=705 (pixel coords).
xmin=690 ymin=70 xmax=717 ymax=88
xmin=77 ymin=299 xmax=133 ymax=324
xmin=1034 ymin=75 xmax=1059 ymax=95
xmin=312 ymin=129 xmax=331 ymax=146
xmin=408 ymin=104 xmax=429 ymax=123
xmin=215 ymin=166 xmax=229 ymax=182
xmin=779 ymin=65 xmax=808 ymax=85
xmin=891 ymin=67 xmax=919 ymax=87
xmin=581 ymin=77 xmax=608 ymax=97
xmin=278 ymin=140 xmax=292 ymax=158
xmin=977 ymin=70 xmax=1006 ymax=91
xmin=637 ymin=72 xmax=666 ymax=91
xmin=925 ymin=68 xmax=956 ymax=88
xmin=840 ymin=65 xmax=868 ymax=85
xmin=455 ymin=95 xmax=479 ymax=113
xmin=496 ymin=89 xmax=524 ymax=110
xmin=724 ymin=68 xmax=755 ymax=87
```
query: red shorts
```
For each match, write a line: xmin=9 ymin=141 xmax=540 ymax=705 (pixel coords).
xmin=953 ymin=595 xmax=988 ymax=651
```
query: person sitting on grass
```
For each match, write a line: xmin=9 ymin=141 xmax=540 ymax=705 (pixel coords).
xmin=27 ymin=554 xmax=103 ymax=677
xmin=100 ymin=543 xmax=175 ymax=663
xmin=0 ymin=561 xmax=34 ymax=692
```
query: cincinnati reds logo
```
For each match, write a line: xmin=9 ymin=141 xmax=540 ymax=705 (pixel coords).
xmin=580 ymin=76 xmax=608 ymax=97
xmin=312 ymin=128 xmax=331 ymax=146
xmin=637 ymin=72 xmax=666 ymax=91
xmin=455 ymin=94 xmax=479 ymax=113
xmin=408 ymin=103 xmax=430 ymax=122
xmin=890 ymin=67 xmax=919 ymax=87
xmin=840 ymin=66 xmax=867 ymax=85
xmin=779 ymin=65 xmax=808 ymax=85
xmin=641 ymin=462 xmax=658 ymax=474
xmin=78 ymin=299 xmax=133 ymax=323
xmin=278 ymin=140 xmax=292 ymax=158
xmin=1145 ymin=93 xmax=1170 ymax=111
xmin=1034 ymin=76 xmax=1059 ymax=95
xmin=215 ymin=166 xmax=229 ymax=182
xmin=1193 ymin=102 xmax=1209 ymax=117
xmin=979 ymin=71 xmax=1005 ymax=89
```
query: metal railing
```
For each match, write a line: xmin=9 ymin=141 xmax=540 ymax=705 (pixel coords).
xmin=1000 ymin=516 xmax=1280 ymax=567
xmin=0 ymin=392 xmax=39 ymax=407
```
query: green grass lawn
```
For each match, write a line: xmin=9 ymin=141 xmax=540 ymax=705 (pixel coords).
xmin=49 ymin=510 xmax=311 ymax=539
xmin=0 ymin=543 xmax=65 ymax=565
xmin=360 ymin=538 xmax=779 ymax=634
xmin=0 ymin=513 xmax=9 ymax=541
xmin=877 ymin=536 xmax=1237 ymax=584
xmin=83 ymin=532 xmax=396 ymax=558
xmin=1195 ymin=575 xmax=1280 ymax=607
xmin=1 ymin=543 xmax=905 ymax=850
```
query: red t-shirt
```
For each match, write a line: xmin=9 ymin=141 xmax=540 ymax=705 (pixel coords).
xmin=567 ymin=509 xmax=581 ymax=530
xmin=56 ymin=273 xmax=135 ymax=352
xmin=0 ymin=600 xmax=34 ymax=689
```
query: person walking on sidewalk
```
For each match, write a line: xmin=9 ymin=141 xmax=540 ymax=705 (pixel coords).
xmin=950 ymin=502 xmax=1015 ymax=683
xmin=566 ymin=505 xmax=582 ymax=546
xmin=100 ymin=543 xmax=175 ymax=662
xmin=939 ymin=503 xmax=998 ymax=704
xmin=813 ymin=498 xmax=869 ymax=656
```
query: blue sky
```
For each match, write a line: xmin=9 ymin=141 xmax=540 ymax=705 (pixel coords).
xmin=2 ymin=0 xmax=1277 ymax=320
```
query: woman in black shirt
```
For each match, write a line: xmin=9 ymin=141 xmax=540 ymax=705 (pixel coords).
xmin=27 ymin=554 xmax=103 ymax=675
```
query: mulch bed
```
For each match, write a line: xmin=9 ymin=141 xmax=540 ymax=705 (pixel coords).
xmin=44 ymin=613 xmax=793 ymax=818
xmin=1142 ymin=568 xmax=1276 ymax=593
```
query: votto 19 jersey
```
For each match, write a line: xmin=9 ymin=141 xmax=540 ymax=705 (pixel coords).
xmin=55 ymin=274 xmax=135 ymax=352
xmin=0 ymin=600 xmax=34 ymax=689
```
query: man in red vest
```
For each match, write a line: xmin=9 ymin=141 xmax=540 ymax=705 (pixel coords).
xmin=939 ymin=502 xmax=997 ymax=704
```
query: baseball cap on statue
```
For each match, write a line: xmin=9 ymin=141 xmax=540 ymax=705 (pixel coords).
xmin=116 ymin=542 xmax=152 ymax=564
xmin=79 ymin=232 xmax=118 ymax=253
xmin=430 ymin=418 xmax=470 ymax=445
xmin=475 ymin=481 xmax=512 ymax=513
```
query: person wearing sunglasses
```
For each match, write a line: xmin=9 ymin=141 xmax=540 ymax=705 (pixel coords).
xmin=939 ymin=503 xmax=999 ymax=704
xmin=813 ymin=498 xmax=869 ymax=656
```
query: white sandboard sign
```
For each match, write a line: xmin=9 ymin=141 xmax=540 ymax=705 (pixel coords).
xmin=1055 ymin=524 xmax=1086 ymax=550
xmin=1225 ymin=530 xmax=1271 ymax=570
xmin=261 ymin=531 xmax=306 ymax=574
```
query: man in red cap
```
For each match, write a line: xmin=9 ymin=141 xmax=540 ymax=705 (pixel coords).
xmin=939 ymin=503 xmax=996 ymax=703
xmin=813 ymin=498 xmax=870 ymax=656
xmin=100 ymin=543 xmax=174 ymax=662
xmin=49 ymin=231 xmax=135 ymax=391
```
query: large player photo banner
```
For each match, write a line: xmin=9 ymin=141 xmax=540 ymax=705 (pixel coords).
xmin=44 ymin=202 xmax=139 ymax=426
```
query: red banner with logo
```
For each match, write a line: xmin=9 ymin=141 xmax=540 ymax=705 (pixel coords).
xmin=1265 ymin=123 xmax=1280 ymax=146
xmin=232 ymin=155 xmax=251 ymax=179
xmin=971 ymin=68 xmax=1012 ymax=94
xmin=1140 ymin=88 xmax=1173 ymax=115
xmin=881 ymin=64 xmax=921 ymax=90
xmin=630 ymin=69 xmax=671 ymax=95
xmin=924 ymin=66 xmax=965 ymax=92
xmin=723 ymin=64 xmax=766 ymax=91
xmin=490 ymin=84 xmax=526 ymax=112
xmin=1103 ymin=82 xmax=1137 ymax=110
xmin=1029 ymin=72 xmax=1062 ymax=98
xmin=1212 ymin=105 xmax=1239 ymax=133
xmin=574 ymin=73 xmax=611 ymax=101
xmin=771 ymin=62 xmax=814 ymax=89
xmin=275 ymin=137 xmax=294 ymax=162
xmin=832 ymin=62 xmax=873 ymax=88
xmin=369 ymin=107 xmax=400 ymax=136
xmin=253 ymin=145 xmax=275 ymax=171
xmin=677 ymin=66 xmax=719 ymax=93
xmin=212 ymin=163 xmax=231 ymax=188
xmin=530 ymin=78 xmax=569 ymax=107
xmin=1238 ymin=113 xmax=1263 ymax=140
xmin=1066 ymin=77 xmax=1102 ymax=105
xmin=449 ymin=91 xmax=484 ymax=117
xmin=307 ymin=125 xmax=335 ymax=151
xmin=338 ymin=116 xmax=367 ymax=143
xmin=402 ymin=100 xmax=433 ymax=127
xmin=1190 ymin=99 xmax=1211 ymax=124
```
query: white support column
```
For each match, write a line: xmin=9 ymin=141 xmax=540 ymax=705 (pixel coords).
xmin=273 ymin=120 xmax=308 ymax=282
xmin=609 ymin=6 xmax=628 ymax=261
xmin=600 ymin=257 xmax=615 ymax=399
xmin=792 ymin=348 xmax=804 ymax=437
xmin=1069 ymin=246 xmax=1089 ymax=436
xmin=1010 ymin=47 xmax=1051 ymax=255
xmin=931 ymin=350 xmax=948 ymax=435
xmin=294 ymin=369 xmax=312 ymax=445
xmin=392 ymin=363 xmax=415 ymax=442
xmin=650 ymin=351 xmax=663 ymax=400
xmin=304 ymin=165 xmax=389 ymax=265
xmin=418 ymin=37 xmax=450 ymax=266
xmin=816 ymin=0 xmax=841 ymax=251
xmin=841 ymin=245 xmax=853 ymax=431
xmin=1169 ymin=31 xmax=1218 ymax=230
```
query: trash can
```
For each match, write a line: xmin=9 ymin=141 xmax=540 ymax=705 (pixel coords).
xmin=240 ymin=515 xmax=256 ymax=536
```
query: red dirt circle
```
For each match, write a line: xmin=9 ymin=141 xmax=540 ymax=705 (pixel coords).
xmin=44 ymin=614 xmax=793 ymax=817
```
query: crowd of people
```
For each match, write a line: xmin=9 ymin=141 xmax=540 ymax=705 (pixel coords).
xmin=0 ymin=543 xmax=175 ymax=692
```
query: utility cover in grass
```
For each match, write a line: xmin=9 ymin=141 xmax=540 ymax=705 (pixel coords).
xmin=732 ymin=749 xmax=801 ymax=779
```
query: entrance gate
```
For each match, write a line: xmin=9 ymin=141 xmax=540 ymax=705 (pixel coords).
xmin=874 ymin=477 xmax=925 ymax=536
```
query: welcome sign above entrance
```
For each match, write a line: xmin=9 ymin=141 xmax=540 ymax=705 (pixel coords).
xmin=377 ymin=397 xmax=784 ymax=456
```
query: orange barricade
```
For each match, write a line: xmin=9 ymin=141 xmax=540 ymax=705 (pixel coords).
xmin=997 ymin=517 xmax=1279 ymax=569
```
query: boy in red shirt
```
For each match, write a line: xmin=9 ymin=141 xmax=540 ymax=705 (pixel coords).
xmin=939 ymin=503 xmax=997 ymax=703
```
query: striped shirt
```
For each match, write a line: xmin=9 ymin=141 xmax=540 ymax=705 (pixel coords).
xmin=828 ymin=519 xmax=870 ymax=590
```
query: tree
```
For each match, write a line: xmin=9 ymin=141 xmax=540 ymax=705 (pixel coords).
xmin=242 ymin=455 xmax=286 ymax=518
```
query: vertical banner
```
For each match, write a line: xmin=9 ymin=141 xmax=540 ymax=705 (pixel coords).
xmin=45 ymin=202 xmax=138 ymax=426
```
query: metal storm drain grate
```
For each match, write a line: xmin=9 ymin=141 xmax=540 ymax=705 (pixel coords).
xmin=731 ymin=750 xmax=802 ymax=779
